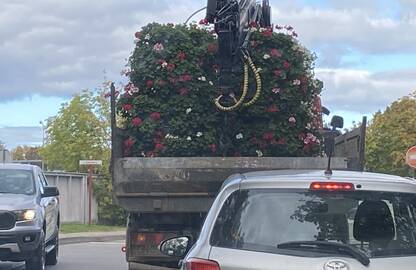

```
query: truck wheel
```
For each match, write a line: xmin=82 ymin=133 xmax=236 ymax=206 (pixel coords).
xmin=25 ymin=238 xmax=45 ymax=270
xmin=46 ymin=235 xmax=59 ymax=266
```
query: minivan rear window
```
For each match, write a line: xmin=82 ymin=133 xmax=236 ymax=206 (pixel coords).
xmin=211 ymin=189 xmax=416 ymax=258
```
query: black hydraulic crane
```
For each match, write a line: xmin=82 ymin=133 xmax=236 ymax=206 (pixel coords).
xmin=206 ymin=0 xmax=271 ymax=111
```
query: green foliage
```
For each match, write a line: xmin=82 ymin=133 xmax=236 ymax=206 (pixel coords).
xmin=39 ymin=91 xmax=109 ymax=172
xmin=12 ymin=146 xmax=41 ymax=160
xmin=117 ymin=23 xmax=323 ymax=158
xmin=366 ymin=92 xmax=416 ymax=176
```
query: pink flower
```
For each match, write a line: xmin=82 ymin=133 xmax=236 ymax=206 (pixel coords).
xmin=283 ymin=61 xmax=291 ymax=70
xmin=150 ymin=112 xmax=161 ymax=122
xmin=267 ymin=105 xmax=279 ymax=113
xmin=207 ymin=43 xmax=218 ymax=53
xmin=262 ymin=132 xmax=274 ymax=141
xmin=131 ymin=117 xmax=143 ymax=127
xmin=178 ymin=88 xmax=189 ymax=96
xmin=199 ymin=19 xmax=209 ymax=25
xmin=251 ymin=41 xmax=259 ymax=48
xmin=293 ymin=79 xmax=301 ymax=86
xmin=274 ymin=69 xmax=282 ymax=77
xmin=277 ymin=138 xmax=286 ymax=145
xmin=157 ymin=80 xmax=167 ymax=87
xmin=289 ymin=117 xmax=297 ymax=124
xmin=146 ymin=151 xmax=156 ymax=157
xmin=124 ymin=137 xmax=135 ymax=148
xmin=167 ymin=63 xmax=175 ymax=72
xmin=122 ymin=104 xmax=133 ymax=112
xmin=270 ymin=49 xmax=282 ymax=58
xmin=146 ymin=80 xmax=154 ymax=88
xmin=134 ymin=31 xmax=142 ymax=39
xmin=153 ymin=43 xmax=164 ymax=52
xmin=210 ymin=144 xmax=217 ymax=153
xmin=272 ymin=88 xmax=281 ymax=94
xmin=155 ymin=143 xmax=165 ymax=152
xmin=178 ymin=51 xmax=186 ymax=61
xmin=249 ymin=21 xmax=257 ymax=28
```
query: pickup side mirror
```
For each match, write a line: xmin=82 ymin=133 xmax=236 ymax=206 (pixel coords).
xmin=42 ymin=187 xmax=59 ymax=198
xmin=159 ymin=236 xmax=191 ymax=258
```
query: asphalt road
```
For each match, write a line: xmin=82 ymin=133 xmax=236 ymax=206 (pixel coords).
xmin=0 ymin=241 xmax=127 ymax=270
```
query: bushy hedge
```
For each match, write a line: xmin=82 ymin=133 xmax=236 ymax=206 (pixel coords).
xmin=116 ymin=23 xmax=323 ymax=157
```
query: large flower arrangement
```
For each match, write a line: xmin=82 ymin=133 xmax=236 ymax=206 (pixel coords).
xmin=116 ymin=22 xmax=323 ymax=158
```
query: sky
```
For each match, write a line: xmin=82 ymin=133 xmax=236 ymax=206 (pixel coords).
xmin=0 ymin=0 xmax=415 ymax=148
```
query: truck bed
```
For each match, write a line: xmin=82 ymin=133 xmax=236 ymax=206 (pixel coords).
xmin=112 ymin=157 xmax=348 ymax=212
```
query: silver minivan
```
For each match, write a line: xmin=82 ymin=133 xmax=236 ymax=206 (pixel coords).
xmin=160 ymin=170 xmax=416 ymax=270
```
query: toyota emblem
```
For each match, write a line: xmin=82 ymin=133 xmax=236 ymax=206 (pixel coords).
xmin=324 ymin=260 xmax=350 ymax=270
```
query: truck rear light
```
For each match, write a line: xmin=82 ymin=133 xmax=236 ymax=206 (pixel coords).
xmin=310 ymin=182 xmax=355 ymax=191
xmin=185 ymin=258 xmax=220 ymax=270
xmin=131 ymin=232 xmax=168 ymax=247
xmin=131 ymin=233 xmax=147 ymax=246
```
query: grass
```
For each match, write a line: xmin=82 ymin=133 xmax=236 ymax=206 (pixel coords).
xmin=60 ymin=223 xmax=125 ymax=234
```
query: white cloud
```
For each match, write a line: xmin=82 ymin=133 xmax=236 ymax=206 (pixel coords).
xmin=318 ymin=68 xmax=416 ymax=113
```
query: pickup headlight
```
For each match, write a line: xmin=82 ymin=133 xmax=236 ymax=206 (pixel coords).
xmin=14 ymin=210 xmax=36 ymax=221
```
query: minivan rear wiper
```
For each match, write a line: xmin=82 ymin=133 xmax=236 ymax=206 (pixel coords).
xmin=277 ymin=241 xmax=370 ymax=266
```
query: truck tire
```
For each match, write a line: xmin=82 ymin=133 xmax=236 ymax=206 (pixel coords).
xmin=25 ymin=234 xmax=46 ymax=270
xmin=45 ymin=234 xmax=59 ymax=266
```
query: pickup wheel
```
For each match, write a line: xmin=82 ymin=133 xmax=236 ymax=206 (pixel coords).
xmin=45 ymin=234 xmax=59 ymax=266
xmin=25 ymin=234 xmax=45 ymax=270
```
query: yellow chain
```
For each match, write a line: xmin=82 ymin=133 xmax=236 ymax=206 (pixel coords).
xmin=214 ymin=54 xmax=262 ymax=111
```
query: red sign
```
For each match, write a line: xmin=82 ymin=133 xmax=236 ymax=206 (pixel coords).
xmin=406 ymin=146 xmax=416 ymax=169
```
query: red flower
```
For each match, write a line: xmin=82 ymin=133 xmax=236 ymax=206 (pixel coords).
xmin=135 ymin=31 xmax=142 ymax=39
xmin=262 ymin=132 xmax=274 ymax=141
xmin=178 ymin=88 xmax=189 ymax=96
xmin=277 ymin=138 xmax=286 ymax=145
xmin=249 ymin=21 xmax=257 ymax=28
xmin=283 ymin=61 xmax=291 ymax=70
xmin=122 ymin=104 xmax=133 ymax=112
xmin=157 ymin=80 xmax=167 ymax=87
xmin=207 ymin=43 xmax=218 ymax=53
xmin=131 ymin=117 xmax=143 ymax=127
xmin=199 ymin=19 xmax=209 ymax=25
xmin=270 ymin=49 xmax=282 ymax=58
xmin=146 ymin=80 xmax=154 ymax=88
xmin=167 ymin=63 xmax=175 ymax=72
xmin=124 ymin=137 xmax=135 ymax=148
xmin=146 ymin=151 xmax=156 ymax=157
xmin=262 ymin=30 xmax=273 ymax=38
xmin=179 ymin=74 xmax=192 ymax=82
xmin=150 ymin=112 xmax=161 ymax=122
xmin=267 ymin=105 xmax=279 ymax=113
xmin=155 ymin=143 xmax=165 ymax=152
xmin=178 ymin=51 xmax=186 ymax=61
xmin=274 ymin=69 xmax=282 ymax=77
xmin=210 ymin=144 xmax=217 ymax=153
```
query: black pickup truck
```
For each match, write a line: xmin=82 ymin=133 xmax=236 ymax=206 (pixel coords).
xmin=0 ymin=164 xmax=60 ymax=270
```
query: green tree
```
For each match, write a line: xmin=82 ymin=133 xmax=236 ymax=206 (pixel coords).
xmin=366 ymin=92 xmax=416 ymax=176
xmin=39 ymin=91 xmax=109 ymax=172
xmin=12 ymin=146 xmax=42 ymax=160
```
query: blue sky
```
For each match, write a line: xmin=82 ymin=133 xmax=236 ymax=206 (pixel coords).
xmin=1 ymin=0 xmax=416 ymax=148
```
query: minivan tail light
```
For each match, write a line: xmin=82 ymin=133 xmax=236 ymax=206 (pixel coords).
xmin=185 ymin=258 xmax=220 ymax=270
xmin=310 ymin=182 xmax=355 ymax=191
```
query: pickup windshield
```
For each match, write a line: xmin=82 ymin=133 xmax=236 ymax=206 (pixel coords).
xmin=211 ymin=189 xmax=416 ymax=258
xmin=0 ymin=169 xmax=35 ymax=195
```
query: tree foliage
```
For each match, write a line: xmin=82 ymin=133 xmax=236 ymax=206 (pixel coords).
xmin=39 ymin=91 xmax=109 ymax=172
xmin=12 ymin=146 xmax=42 ymax=160
xmin=366 ymin=92 xmax=416 ymax=176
